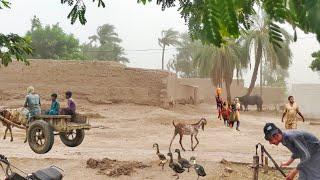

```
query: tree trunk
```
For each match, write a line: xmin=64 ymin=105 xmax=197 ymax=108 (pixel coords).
xmin=260 ymin=55 xmax=263 ymax=97
xmin=161 ymin=45 xmax=166 ymax=70
xmin=246 ymin=38 xmax=262 ymax=96
xmin=225 ymin=81 xmax=232 ymax=104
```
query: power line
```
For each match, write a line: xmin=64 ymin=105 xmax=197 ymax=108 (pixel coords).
xmin=83 ymin=48 xmax=177 ymax=53
xmin=83 ymin=36 xmax=317 ymax=53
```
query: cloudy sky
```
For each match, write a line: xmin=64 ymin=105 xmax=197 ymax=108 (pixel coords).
xmin=1 ymin=0 xmax=320 ymax=87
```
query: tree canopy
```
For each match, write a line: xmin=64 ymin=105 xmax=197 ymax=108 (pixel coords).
xmin=241 ymin=13 xmax=292 ymax=96
xmin=0 ymin=1 xmax=32 ymax=66
xmin=167 ymin=33 xmax=201 ymax=77
xmin=82 ymin=24 xmax=128 ymax=63
xmin=310 ymin=51 xmax=320 ymax=72
xmin=25 ymin=16 xmax=82 ymax=60
xmin=2 ymin=0 xmax=320 ymax=67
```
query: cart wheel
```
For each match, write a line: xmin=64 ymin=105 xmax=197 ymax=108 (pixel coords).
xmin=59 ymin=129 xmax=85 ymax=147
xmin=28 ymin=120 xmax=54 ymax=154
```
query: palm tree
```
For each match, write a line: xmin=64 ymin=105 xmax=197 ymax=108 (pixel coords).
xmin=166 ymin=33 xmax=203 ymax=77
xmin=83 ymin=23 xmax=128 ymax=63
xmin=242 ymin=13 xmax=292 ymax=96
xmin=96 ymin=24 xmax=121 ymax=45
xmin=158 ymin=28 xmax=180 ymax=70
xmin=194 ymin=40 xmax=247 ymax=103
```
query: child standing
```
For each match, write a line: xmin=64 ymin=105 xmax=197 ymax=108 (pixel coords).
xmin=221 ymin=102 xmax=231 ymax=127
xmin=230 ymin=98 xmax=241 ymax=131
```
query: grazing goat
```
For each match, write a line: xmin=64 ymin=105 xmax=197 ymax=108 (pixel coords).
xmin=169 ymin=118 xmax=207 ymax=152
xmin=0 ymin=108 xmax=28 ymax=142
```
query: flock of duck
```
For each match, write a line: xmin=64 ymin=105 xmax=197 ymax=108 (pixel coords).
xmin=153 ymin=143 xmax=206 ymax=180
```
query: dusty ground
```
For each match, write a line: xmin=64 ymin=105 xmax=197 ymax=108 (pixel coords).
xmin=0 ymin=103 xmax=318 ymax=179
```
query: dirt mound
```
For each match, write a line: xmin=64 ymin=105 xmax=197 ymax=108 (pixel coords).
xmin=215 ymin=160 xmax=291 ymax=179
xmin=86 ymin=158 xmax=150 ymax=177
xmin=83 ymin=112 xmax=105 ymax=119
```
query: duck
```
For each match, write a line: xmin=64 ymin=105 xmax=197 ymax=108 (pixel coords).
xmin=190 ymin=156 xmax=206 ymax=180
xmin=174 ymin=149 xmax=192 ymax=172
xmin=153 ymin=143 xmax=167 ymax=170
xmin=167 ymin=152 xmax=185 ymax=179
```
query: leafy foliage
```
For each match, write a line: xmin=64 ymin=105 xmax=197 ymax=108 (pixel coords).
xmin=168 ymin=35 xmax=248 ymax=102
xmin=82 ymin=24 xmax=128 ymax=63
xmin=193 ymin=40 xmax=248 ymax=103
xmin=0 ymin=34 xmax=32 ymax=66
xmin=158 ymin=28 xmax=180 ymax=48
xmin=310 ymin=51 xmax=320 ymax=72
xmin=61 ymin=0 xmax=105 ymax=25
xmin=241 ymin=13 xmax=292 ymax=95
xmin=0 ymin=1 xmax=33 ymax=66
xmin=0 ymin=0 xmax=10 ymax=9
xmin=166 ymin=33 xmax=202 ymax=77
xmin=25 ymin=16 xmax=83 ymax=60
xmin=137 ymin=0 xmax=320 ymax=48
xmin=139 ymin=0 xmax=256 ymax=47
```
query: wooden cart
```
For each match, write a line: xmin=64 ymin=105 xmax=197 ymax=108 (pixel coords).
xmin=0 ymin=114 xmax=91 ymax=154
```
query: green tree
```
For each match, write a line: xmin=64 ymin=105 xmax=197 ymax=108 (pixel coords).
xmin=242 ymin=14 xmax=292 ymax=96
xmin=158 ymin=28 xmax=180 ymax=70
xmin=3 ymin=0 xmax=320 ymax=66
xmin=310 ymin=51 xmax=320 ymax=72
xmin=193 ymin=40 xmax=247 ymax=103
xmin=82 ymin=24 xmax=128 ymax=63
xmin=166 ymin=33 xmax=202 ymax=77
xmin=137 ymin=0 xmax=320 ymax=47
xmin=0 ymin=1 xmax=32 ymax=67
xmin=25 ymin=16 xmax=82 ymax=60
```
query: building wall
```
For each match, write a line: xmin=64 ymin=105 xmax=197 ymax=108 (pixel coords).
xmin=0 ymin=60 xmax=287 ymax=109
xmin=0 ymin=60 xmax=168 ymax=106
xmin=291 ymin=84 xmax=320 ymax=118
xmin=251 ymin=87 xmax=286 ymax=105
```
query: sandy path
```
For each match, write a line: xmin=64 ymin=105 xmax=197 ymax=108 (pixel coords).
xmin=0 ymin=103 xmax=317 ymax=179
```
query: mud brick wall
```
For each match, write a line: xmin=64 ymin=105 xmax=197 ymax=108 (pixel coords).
xmin=0 ymin=60 xmax=168 ymax=106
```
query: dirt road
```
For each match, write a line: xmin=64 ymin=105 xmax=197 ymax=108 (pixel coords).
xmin=0 ymin=103 xmax=317 ymax=179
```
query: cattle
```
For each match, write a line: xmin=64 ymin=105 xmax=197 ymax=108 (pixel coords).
xmin=0 ymin=108 xmax=29 ymax=142
xmin=238 ymin=95 xmax=263 ymax=111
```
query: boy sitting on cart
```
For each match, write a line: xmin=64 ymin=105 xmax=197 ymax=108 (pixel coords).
xmin=60 ymin=91 xmax=76 ymax=118
xmin=46 ymin=93 xmax=60 ymax=115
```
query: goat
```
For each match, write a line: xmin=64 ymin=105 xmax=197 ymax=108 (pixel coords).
xmin=0 ymin=108 xmax=28 ymax=142
xmin=169 ymin=118 xmax=207 ymax=152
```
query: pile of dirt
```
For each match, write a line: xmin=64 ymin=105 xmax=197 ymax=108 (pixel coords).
xmin=83 ymin=112 xmax=105 ymax=119
xmin=215 ymin=159 xmax=290 ymax=179
xmin=86 ymin=158 xmax=150 ymax=177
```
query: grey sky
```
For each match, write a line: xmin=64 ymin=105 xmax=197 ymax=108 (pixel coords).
xmin=1 ymin=0 xmax=320 ymax=87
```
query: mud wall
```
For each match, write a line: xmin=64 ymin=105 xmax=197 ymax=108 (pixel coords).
xmin=177 ymin=78 xmax=286 ymax=105
xmin=0 ymin=60 xmax=168 ymax=106
xmin=0 ymin=60 xmax=286 ymax=109
xmin=251 ymin=87 xmax=286 ymax=105
xmin=162 ymin=73 xmax=199 ymax=108
xmin=178 ymin=78 xmax=246 ymax=102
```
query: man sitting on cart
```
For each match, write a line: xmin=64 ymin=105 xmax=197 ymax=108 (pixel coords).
xmin=24 ymin=86 xmax=41 ymax=122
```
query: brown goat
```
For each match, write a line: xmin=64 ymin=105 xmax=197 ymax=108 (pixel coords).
xmin=169 ymin=118 xmax=207 ymax=152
